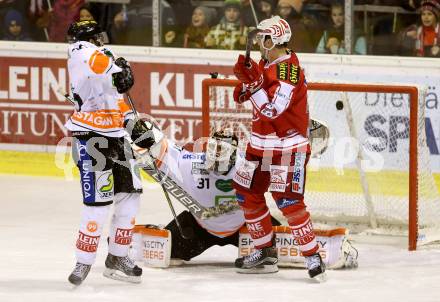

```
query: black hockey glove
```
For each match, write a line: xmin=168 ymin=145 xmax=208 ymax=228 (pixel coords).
xmin=124 ymin=119 xmax=156 ymax=149
xmin=112 ymin=57 xmax=134 ymax=94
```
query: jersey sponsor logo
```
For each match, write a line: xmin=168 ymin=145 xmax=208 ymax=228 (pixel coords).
xmin=292 ymin=153 xmax=306 ymax=194
xmin=214 ymin=195 xmax=236 ymax=206
xmin=233 ymin=160 xmax=257 ymax=189
xmin=87 ymin=221 xmax=98 ymax=233
xmin=290 ymin=220 xmax=315 ymax=246
xmin=277 ymin=62 xmax=288 ymax=81
xmin=269 ymin=165 xmax=288 ymax=192
xmin=289 ymin=64 xmax=299 ymax=84
xmin=215 ymin=179 xmax=234 ymax=192
xmin=71 ymin=111 xmax=124 ymax=130
xmin=247 ymin=221 xmax=266 ymax=239
xmin=261 ymin=103 xmax=276 ymax=118
xmin=115 ymin=228 xmax=133 ymax=245
xmin=191 ymin=162 xmax=209 ymax=175
xmin=183 ymin=153 xmax=206 ymax=160
xmin=275 ymin=198 xmax=299 ymax=209
xmin=76 ymin=231 xmax=100 ymax=253
xmin=76 ymin=140 xmax=96 ymax=203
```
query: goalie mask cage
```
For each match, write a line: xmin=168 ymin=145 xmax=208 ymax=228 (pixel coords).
xmin=202 ymin=78 xmax=440 ymax=251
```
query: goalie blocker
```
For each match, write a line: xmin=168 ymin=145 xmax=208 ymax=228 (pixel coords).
xmin=129 ymin=225 xmax=358 ymax=269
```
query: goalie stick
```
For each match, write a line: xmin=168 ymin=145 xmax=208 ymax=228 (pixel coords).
xmin=125 ymin=93 xmax=195 ymax=239
xmin=134 ymin=152 xmax=209 ymax=220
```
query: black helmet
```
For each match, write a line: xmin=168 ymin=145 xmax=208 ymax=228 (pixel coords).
xmin=67 ymin=20 xmax=103 ymax=44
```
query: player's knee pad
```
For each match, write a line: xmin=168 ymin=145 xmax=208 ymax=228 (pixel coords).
xmin=274 ymin=198 xmax=307 ymax=224
xmin=108 ymin=193 xmax=140 ymax=256
xmin=235 ymin=192 xmax=267 ymax=217
xmin=74 ymin=137 xmax=115 ymax=206
xmin=113 ymin=193 xmax=141 ymax=220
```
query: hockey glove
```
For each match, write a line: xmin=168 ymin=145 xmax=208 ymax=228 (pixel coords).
xmin=233 ymin=83 xmax=251 ymax=104
xmin=112 ymin=57 xmax=134 ymax=94
xmin=233 ymin=54 xmax=263 ymax=92
xmin=125 ymin=119 xmax=156 ymax=149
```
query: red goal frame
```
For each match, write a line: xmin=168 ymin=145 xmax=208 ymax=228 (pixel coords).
xmin=202 ymin=78 xmax=420 ymax=251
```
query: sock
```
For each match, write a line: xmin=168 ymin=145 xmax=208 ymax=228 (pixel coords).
xmin=75 ymin=204 xmax=110 ymax=265
xmin=108 ymin=193 xmax=140 ymax=257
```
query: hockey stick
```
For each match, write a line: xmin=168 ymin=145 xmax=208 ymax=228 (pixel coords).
xmin=245 ymin=29 xmax=260 ymax=67
xmin=125 ymin=93 xmax=194 ymax=239
xmin=249 ymin=0 xmax=259 ymax=27
xmin=58 ymin=90 xmax=207 ymax=222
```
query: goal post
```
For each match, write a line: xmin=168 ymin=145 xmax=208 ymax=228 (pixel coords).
xmin=202 ymin=78 xmax=440 ymax=251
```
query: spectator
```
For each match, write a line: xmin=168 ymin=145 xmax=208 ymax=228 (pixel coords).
xmin=110 ymin=0 xmax=178 ymax=46
xmin=28 ymin=0 xmax=52 ymax=41
xmin=2 ymin=9 xmax=32 ymax=41
xmin=79 ymin=5 xmax=96 ymax=22
xmin=48 ymin=0 xmax=85 ymax=42
xmin=277 ymin=0 xmax=321 ymax=53
xmin=183 ymin=6 xmax=215 ymax=48
xmin=399 ymin=0 xmax=440 ymax=57
xmin=240 ymin=0 xmax=263 ymax=27
xmin=316 ymin=3 xmax=367 ymax=55
xmin=260 ymin=0 xmax=276 ymax=19
xmin=205 ymin=0 xmax=249 ymax=50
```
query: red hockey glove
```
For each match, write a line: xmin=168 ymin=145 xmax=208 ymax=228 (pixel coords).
xmin=233 ymin=83 xmax=251 ymax=104
xmin=233 ymin=55 xmax=263 ymax=92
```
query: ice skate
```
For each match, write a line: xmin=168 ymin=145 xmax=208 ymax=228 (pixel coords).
xmin=103 ymin=254 xmax=142 ymax=283
xmin=235 ymin=245 xmax=278 ymax=274
xmin=305 ymin=253 xmax=327 ymax=282
xmin=68 ymin=262 xmax=91 ymax=286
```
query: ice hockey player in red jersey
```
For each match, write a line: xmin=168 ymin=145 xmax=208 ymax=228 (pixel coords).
xmin=232 ymin=15 xmax=326 ymax=281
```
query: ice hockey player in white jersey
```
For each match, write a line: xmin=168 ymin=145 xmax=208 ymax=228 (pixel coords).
xmin=134 ymin=128 xmax=357 ymax=272
xmin=64 ymin=21 xmax=156 ymax=286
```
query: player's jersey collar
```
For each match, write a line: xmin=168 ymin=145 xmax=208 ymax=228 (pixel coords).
xmin=264 ymin=53 xmax=291 ymax=69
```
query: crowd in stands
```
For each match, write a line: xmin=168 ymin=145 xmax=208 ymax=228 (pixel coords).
xmin=0 ymin=0 xmax=439 ymax=57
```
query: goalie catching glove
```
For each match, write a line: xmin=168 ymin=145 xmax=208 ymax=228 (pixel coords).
xmin=124 ymin=119 xmax=156 ymax=149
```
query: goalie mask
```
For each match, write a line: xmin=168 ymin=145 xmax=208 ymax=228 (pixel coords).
xmin=205 ymin=129 xmax=238 ymax=175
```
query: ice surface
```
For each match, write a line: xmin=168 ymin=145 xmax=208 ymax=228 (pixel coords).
xmin=1 ymin=175 xmax=439 ymax=302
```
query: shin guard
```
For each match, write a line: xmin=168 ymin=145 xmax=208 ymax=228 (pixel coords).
xmin=108 ymin=193 xmax=141 ymax=257
xmin=75 ymin=204 xmax=110 ymax=265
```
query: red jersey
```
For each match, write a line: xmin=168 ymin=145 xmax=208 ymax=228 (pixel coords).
xmin=247 ymin=51 xmax=309 ymax=156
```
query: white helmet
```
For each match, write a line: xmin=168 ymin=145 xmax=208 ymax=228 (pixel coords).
xmin=205 ymin=129 xmax=238 ymax=175
xmin=256 ymin=15 xmax=291 ymax=48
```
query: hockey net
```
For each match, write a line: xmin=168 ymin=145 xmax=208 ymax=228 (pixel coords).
xmin=202 ymin=78 xmax=440 ymax=250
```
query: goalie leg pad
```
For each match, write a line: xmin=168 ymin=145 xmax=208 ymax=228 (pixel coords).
xmin=108 ymin=193 xmax=140 ymax=257
xmin=130 ymin=225 xmax=172 ymax=268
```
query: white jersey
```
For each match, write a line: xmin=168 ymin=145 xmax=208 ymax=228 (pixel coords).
xmin=155 ymin=140 xmax=245 ymax=238
xmin=64 ymin=41 xmax=134 ymax=137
